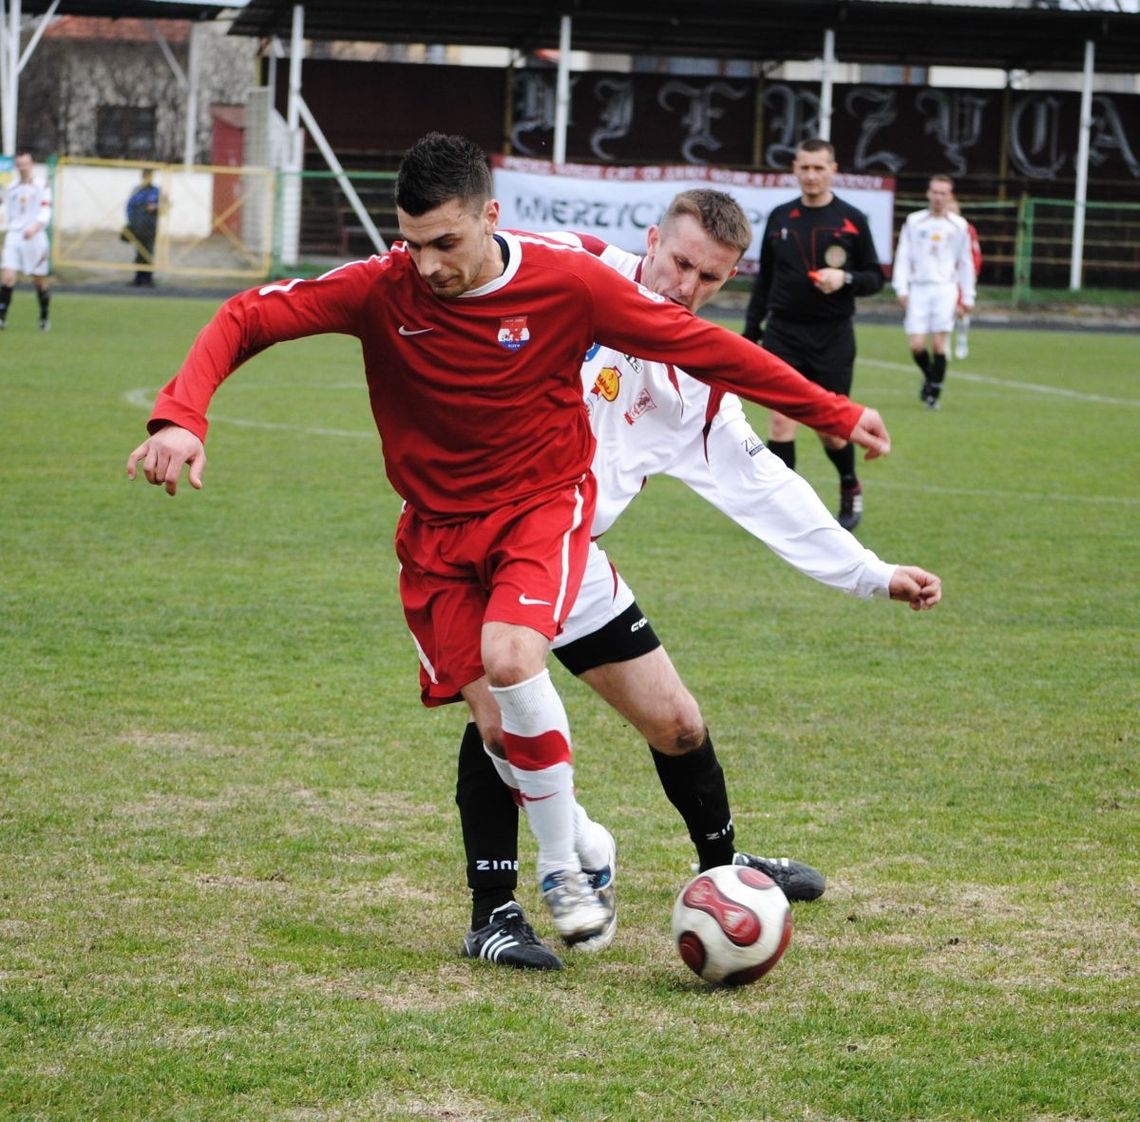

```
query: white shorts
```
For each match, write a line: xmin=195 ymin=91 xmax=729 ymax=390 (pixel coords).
xmin=903 ymin=283 xmax=957 ymax=335
xmin=2 ymin=230 xmax=50 ymax=277
xmin=552 ymin=540 xmax=635 ymax=649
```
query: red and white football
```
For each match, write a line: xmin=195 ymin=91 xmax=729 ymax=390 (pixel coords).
xmin=671 ymin=864 xmax=793 ymax=985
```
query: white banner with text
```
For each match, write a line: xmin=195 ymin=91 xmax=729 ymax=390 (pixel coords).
xmin=492 ymin=156 xmax=896 ymax=271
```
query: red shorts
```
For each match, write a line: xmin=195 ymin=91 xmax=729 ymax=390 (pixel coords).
xmin=396 ymin=474 xmax=597 ymax=707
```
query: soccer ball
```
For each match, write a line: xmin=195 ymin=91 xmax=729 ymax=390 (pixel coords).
xmin=671 ymin=864 xmax=793 ymax=986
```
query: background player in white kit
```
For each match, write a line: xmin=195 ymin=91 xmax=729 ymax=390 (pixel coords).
xmin=892 ymin=174 xmax=976 ymax=409
xmin=1 ymin=151 xmax=52 ymax=331
xmin=456 ymin=190 xmax=942 ymax=970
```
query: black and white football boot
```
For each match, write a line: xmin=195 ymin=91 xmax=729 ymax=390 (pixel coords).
xmin=461 ymin=901 xmax=564 ymax=970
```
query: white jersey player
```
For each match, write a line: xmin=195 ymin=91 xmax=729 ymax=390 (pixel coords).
xmin=455 ymin=189 xmax=942 ymax=971
xmin=558 ymin=233 xmax=895 ymax=652
xmin=1 ymin=151 xmax=52 ymax=330
xmin=893 ymin=174 xmax=975 ymax=408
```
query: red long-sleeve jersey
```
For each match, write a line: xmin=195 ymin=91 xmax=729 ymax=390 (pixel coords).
xmin=149 ymin=230 xmax=863 ymax=522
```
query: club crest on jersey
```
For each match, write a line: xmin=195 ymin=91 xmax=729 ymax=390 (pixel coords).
xmin=498 ymin=316 xmax=530 ymax=351
xmin=591 ymin=366 xmax=622 ymax=402
xmin=623 ymin=387 xmax=657 ymax=425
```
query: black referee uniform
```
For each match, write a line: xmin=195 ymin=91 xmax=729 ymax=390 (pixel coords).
xmin=742 ymin=194 xmax=884 ymax=529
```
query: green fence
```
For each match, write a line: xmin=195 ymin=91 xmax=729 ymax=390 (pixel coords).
xmin=1012 ymin=197 xmax=1140 ymax=304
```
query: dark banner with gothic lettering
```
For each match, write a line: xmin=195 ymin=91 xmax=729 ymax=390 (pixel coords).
xmin=511 ymin=70 xmax=756 ymax=165
xmin=282 ymin=61 xmax=1140 ymax=188
xmin=758 ymin=81 xmax=1140 ymax=183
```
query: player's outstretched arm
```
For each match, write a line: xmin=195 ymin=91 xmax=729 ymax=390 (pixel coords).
xmin=126 ymin=425 xmax=206 ymax=497
xmin=848 ymin=407 xmax=892 ymax=460
xmin=888 ymin=565 xmax=942 ymax=611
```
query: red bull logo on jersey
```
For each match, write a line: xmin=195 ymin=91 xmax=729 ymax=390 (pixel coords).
xmin=591 ymin=366 xmax=621 ymax=402
xmin=498 ymin=316 xmax=530 ymax=351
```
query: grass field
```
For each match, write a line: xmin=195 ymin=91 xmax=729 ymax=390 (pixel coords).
xmin=1 ymin=292 xmax=1137 ymax=1122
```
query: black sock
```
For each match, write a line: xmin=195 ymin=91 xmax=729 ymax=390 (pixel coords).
xmin=912 ymin=348 xmax=932 ymax=377
xmin=931 ymin=352 xmax=947 ymax=385
xmin=767 ymin=439 xmax=795 ymax=471
xmin=0 ymin=285 xmax=12 ymax=318
xmin=456 ymin=721 xmax=518 ymax=929
xmin=37 ymin=288 xmax=50 ymax=320
xmin=824 ymin=442 xmax=858 ymax=488
xmin=650 ymin=732 xmax=735 ymax=871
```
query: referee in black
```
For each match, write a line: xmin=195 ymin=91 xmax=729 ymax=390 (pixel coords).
xmin=743 ymin=138 xmax=885 ymax=531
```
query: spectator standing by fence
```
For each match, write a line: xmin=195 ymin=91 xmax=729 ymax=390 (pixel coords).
xmin=125 ymin=169 xmax=161 ymax=287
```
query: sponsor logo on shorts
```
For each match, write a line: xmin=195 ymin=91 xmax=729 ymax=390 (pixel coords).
xmin=742 ymin=433 xmax=765 ymax=457
xmin=630 ymin=615 xmax=648 ymax=632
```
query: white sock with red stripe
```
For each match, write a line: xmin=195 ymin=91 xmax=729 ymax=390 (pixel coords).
xmin=484 ymin=741 xmax=607 ymax=865
xmin=490 ymin=669 xmax=581 ymax=880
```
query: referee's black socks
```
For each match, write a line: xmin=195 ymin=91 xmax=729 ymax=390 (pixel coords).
xmin=825 ymin=441 xmax=858 ymax=488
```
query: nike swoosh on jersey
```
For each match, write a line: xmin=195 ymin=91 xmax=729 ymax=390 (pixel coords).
xmin=519 ymin=791 xmax=557 ymax=802
xmin=398 ymin=325 xmax=433 ymax=336
xmin=518 ymin=594 xmax=552 ymax=606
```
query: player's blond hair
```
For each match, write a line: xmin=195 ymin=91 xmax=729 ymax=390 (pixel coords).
xmin=661 ymin=190 xmax=752 ymax=259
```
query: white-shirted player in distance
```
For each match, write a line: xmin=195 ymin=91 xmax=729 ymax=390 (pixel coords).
xmin=1 ymin=151 xmax=53 ymax=331
xmin=455 ymin=190 xmax=943 ymax=970
xmin=892 ymin=174 xmax=977 ymax=409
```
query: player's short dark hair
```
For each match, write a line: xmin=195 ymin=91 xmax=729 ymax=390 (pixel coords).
xmin=661 ymin=189 xmax=752 ymax=258
xmin=796 ymin=137 xmax=836 ymax=161
xmin=930 ymin=173 xmax=955 ymax=190
xmin=395 ymin=132 xmax=493 ymax=217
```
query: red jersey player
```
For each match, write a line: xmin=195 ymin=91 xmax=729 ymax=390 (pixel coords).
xmin=126 ymin=133 xmax=892 ymax=955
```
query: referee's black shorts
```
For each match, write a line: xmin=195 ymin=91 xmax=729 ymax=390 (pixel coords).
xmin=764 ymin=315 xmax=857 ymax=397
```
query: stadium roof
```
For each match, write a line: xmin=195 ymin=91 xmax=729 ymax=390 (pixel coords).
xmin=224 ymin=0 xmax=1140 ymax=74
xmin=20 ymin=0 xmax=247 ymax=20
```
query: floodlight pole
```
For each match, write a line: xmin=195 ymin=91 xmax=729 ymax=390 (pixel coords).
xmin=553 ymin=14 xmax=571 ymax=165
xmin=1 ymin=0 xmax=19 ymax=156
xmin=183 ymin=22 xmax=201 ymax=167
xmin=279 ymin=3 xmax=305 ymax=267
xmin=1069 ymin=38 xmax=1094 ymax=292
xmin=819 ymin=27 xmax=835 ymax=142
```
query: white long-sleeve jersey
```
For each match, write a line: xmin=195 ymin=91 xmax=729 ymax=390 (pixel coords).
xmin=892 ymin=209 xmax=976 ymax=305
xmin=559 ymin=235 xmax=896 ymax=600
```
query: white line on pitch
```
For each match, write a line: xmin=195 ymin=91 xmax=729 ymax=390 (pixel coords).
xmin=124 ymin=387 xmax=375 ymax=439
xmin=860 ymin=359 xmax=1140 ymax=407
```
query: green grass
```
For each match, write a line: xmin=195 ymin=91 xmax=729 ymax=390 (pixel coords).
xmin=1 ymin=293 xmax=1137 ymax=1122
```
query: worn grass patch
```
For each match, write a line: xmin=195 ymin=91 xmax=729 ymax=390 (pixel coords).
xmin=1 ymin=294 xmax=1136 ymax=1121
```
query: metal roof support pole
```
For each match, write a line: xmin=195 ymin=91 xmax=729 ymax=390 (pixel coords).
xmin=280 ymin=2 xmax=305 ymax=266
xmin=819 ymin=27 xmax=835 ymax=142
xmin=1069 ymin=38 xmax=1094 ymax=292
xmin=296 ymin=96 xmax=387 ymax=254
xmin=553 ymin=14 xmax=571 ymax=165
xmin=183 ymin=22 xmax=201 ymax=167
xmin=1 ymin=0 xmax=18 ymax=156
